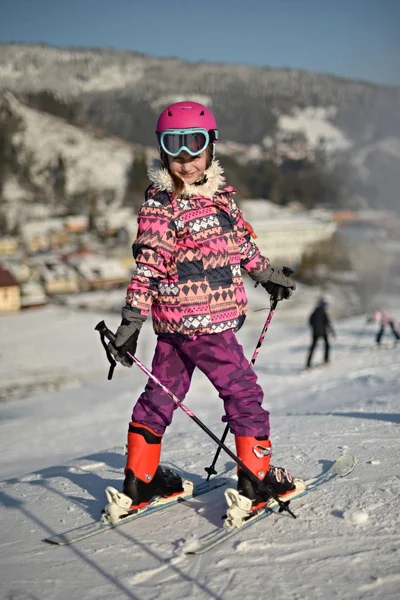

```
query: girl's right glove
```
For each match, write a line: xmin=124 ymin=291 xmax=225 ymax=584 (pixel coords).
xmin=108 ymin=307 xmax=145 ymax=367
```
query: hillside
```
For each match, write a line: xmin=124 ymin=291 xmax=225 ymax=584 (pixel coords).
xmin=0 ymin=90 xmax=138 ymax=230
xmin=1 ymin=43 xmax=399 ymax=148
xmin=1 ymin=43 xmax=400 ymax=212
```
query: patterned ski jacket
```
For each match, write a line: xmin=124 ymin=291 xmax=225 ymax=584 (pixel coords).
xmin=125 ymin=159 xmax=270 ymax=338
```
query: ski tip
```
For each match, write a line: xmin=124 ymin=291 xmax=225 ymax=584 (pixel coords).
xmin=43 ymin=536 xmax=68 ymax=546
xmin=338 ymin=453 xmax=357 ymax=476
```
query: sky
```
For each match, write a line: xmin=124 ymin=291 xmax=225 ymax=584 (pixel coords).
xmin=0 ymin=0 xmax=399 ymax=86
xmin=0 ymin=284 xmax=399 ymax=598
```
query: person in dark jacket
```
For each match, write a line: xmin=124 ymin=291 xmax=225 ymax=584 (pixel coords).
xmin=306 ymin=299 xmax=336 ymax=369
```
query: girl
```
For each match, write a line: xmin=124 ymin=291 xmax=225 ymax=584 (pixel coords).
xmin=367 ymin=309 xmax=400 ymax=345
xmin=109 ymin=101 xmax=296 ymax=513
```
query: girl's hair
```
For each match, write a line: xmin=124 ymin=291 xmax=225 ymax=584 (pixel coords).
xmin=161 ymin=145 xmax=214 ymax=197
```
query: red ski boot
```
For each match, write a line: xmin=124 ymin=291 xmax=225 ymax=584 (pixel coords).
xmin=235 ymin=435 xmax=296 ymax=511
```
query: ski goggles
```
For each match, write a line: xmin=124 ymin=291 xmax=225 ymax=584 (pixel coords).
xmin=158 ymin=128 xmax=218 ymax=157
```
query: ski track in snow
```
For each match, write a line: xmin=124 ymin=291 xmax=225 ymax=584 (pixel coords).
xmin=0 ymin=301 xmax=399 ymax=600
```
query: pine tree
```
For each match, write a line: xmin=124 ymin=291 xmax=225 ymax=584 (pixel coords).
xmin=123 ymin=151 xmax=149 ymax=213
xmin=0 ymin=102 xmax=22 ymax=199
xmin=52 ymin=155 xmax=67 ymax=204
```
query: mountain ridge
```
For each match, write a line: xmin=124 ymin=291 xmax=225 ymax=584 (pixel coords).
xmin=1 ymin=42 xmax=399 ymax=148
xmin=2 ymin=41 xmax=398 ymax=89
xmin=1 ymin=43 xmax=399 ymax=214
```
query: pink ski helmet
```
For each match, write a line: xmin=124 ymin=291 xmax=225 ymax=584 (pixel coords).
xmin=156 ymin=101 xmax=218 ymax=158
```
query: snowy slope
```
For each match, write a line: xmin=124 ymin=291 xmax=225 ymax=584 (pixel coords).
xmin=278 ymin=106 xmax=352 ymax=153
xmin=0 ymin=286 xmax=399 ymax=600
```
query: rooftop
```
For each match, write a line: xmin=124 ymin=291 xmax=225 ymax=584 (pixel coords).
xmin=0 ymin=266 xmax=20 ymax=288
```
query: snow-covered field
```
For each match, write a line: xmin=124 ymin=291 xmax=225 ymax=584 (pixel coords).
xmin=0 ymin=288 xmax=399 ymax=600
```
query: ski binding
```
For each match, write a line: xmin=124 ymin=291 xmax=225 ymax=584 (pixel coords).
xmin=102 ymin=479 xmax=195 ymax=525
xmin=223 ymin=478 xmax=307 ymax=529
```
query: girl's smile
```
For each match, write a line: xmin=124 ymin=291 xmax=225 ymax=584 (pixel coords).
xmin=168 ymin=150 xmax=207 ymax=185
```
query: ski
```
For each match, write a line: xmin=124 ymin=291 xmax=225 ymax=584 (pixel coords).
xmin=186 ymin=453 xmax=357 ymax=554
xmin=44 ymin=476 xmax=229 ymax=546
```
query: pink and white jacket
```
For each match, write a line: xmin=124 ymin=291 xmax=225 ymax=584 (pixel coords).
xmin=125 ymin=159 xmax=270 ymax=338
xmin=368 ymin=310 xmax=398 ymax=327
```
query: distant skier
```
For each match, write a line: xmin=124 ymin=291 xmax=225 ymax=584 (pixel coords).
xmin=306 ymin=298 xmax=336 ymax=370
xmin=367 ymin=309 xmax=400 ymax=346
xmin=105 ymin=101 xmax=297 ymax=521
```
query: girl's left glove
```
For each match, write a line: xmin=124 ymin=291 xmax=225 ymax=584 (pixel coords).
xmin=255 ymin=266 xmax=296 ymax=299
xmin=108 ymin=307 xmax=146 ymax=367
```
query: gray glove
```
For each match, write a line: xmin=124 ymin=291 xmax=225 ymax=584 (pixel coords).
xmin=108 ymin=307 xmax=145 ymax=367
xmin=252 ymin=265 xmax=296 ymax=300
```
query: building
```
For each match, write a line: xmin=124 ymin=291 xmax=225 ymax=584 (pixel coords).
xmin=20 ymin=215 xmax=89 ymax=254
xmin=38 ymin=261 xmax=80 ymax=295
xmin=21 ymin=219 xmax=65 ymax=253
xmin=65 ymin=215 xmax=89 ymax=233
xmin=0 ymin=266 xmax=21 ymax=312
xmin=20 ymin=281 xmax=48 ymax=309
xmin=240 ymin=200 xmax=337 ymax=265
xmin=69 ymin=253 xmax=130 ymax=291
xmin=0 ymin=236 xmax=19 ymax=255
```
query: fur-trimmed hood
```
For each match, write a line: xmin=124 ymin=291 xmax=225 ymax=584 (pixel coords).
xmin=147 ymin=157 xmax=226 ymax=199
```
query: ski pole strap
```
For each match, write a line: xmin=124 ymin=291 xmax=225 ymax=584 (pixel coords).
xmin=97 ymin=328 xmax=117 ymax=381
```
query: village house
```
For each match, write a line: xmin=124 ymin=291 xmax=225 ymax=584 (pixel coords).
xmin=37 ymin=260 xmax=80 ymax=295
xmin=21 ymin=219 xmax=65 ymax=253
xmin=0 ymin=236 xmax=19 ymax=255
xmin=20 ymin=215 xmax=89 ymax=254
xmin=0 ymin=266 xmax=21 ymax=312
xmin=64 ymin=215 xmax=89 ymax=233
xmin=20 ymin=281 xmax=48 ymax=309
xmin=70 ymin=253 xmax=130 ymax=291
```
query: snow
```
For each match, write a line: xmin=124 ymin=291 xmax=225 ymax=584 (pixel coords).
xmin=4 ymin=92 xmax=133 ymax=202
xmin=278 ymin=106 xmax=352 ymax=153
xmin=0 ymin=282 xmax=399 ymax=600
xmin=0 ymin=46 xmax=147 ymax=95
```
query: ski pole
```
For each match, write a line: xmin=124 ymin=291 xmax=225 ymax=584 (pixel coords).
xmin=204 ymin=266 xmax=295 ymax=480
xmin=95 ymin=320 xmax=297 ymax=518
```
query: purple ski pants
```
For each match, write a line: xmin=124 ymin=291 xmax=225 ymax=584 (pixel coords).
xmin=131 ymin=329 xmax=270 ymax=438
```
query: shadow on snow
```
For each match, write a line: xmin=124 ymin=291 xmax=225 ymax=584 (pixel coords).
xmin=287 ymin=411 xmax=400 ymax=425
